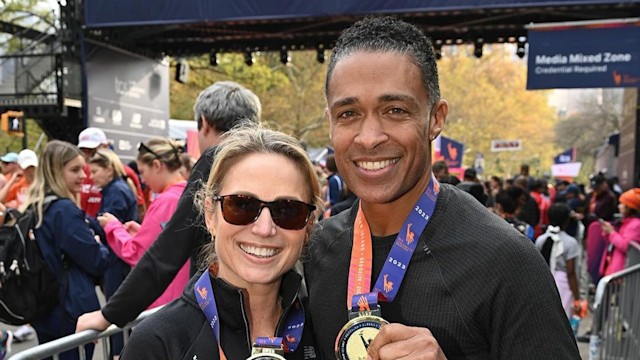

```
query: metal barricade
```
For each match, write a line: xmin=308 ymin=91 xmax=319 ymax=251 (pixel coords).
xmin=589 ymin=262 xmax=640 ymax=360
xmin=10 ymin=307 xmax=162 ymax=360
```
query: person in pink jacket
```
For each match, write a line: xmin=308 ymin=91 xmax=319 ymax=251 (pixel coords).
xmin=98 ymin=138 xmax=189 ymax=309
xmin=599 ymin=188 xmax=640 ymax=277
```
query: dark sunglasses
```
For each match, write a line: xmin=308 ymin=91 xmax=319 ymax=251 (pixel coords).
xmin=137 ymin=142 xmax=161 ymax=159
xmin=213 ymin=194 xmax=316 ymax=230
xmin=138 ymin=142 xmax=180 ymax=160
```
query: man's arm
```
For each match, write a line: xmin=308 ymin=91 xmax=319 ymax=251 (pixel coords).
xmin=78 ymin=148 xmax=215 ymax=329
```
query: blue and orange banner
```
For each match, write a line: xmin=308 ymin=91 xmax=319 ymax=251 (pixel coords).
xmin=434 ymin=135 xmax=464 ymax=168
xmin=527 ymin=20 xmax=640 ymax=89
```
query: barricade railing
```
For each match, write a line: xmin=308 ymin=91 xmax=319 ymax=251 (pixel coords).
xmin=10 ymin=306 xmax=162 ymax=360
xmin=589 ymin=261 xmax=640 ymax=360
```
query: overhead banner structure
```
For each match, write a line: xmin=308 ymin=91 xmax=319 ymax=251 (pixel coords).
xmin=433 ymin=135 xmax=464 ymax=168
xmin=527 ymin=19 xmax=640 ymax=89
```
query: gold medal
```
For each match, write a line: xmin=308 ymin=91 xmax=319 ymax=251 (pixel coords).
xmin=335 ymin=315 xmax=389 ymax=360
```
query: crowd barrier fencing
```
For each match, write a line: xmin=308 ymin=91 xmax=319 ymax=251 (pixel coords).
xmin=589 ymin=243 xmax=640 ymax=360
xmin=10 ymin=307 xmax=161 ymax=360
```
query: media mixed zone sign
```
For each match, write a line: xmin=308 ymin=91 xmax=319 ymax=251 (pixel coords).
xmin=491 ymin=139 xmax=521 ymax=152
xmin=527 ymin=20 xmax=640 ymax=89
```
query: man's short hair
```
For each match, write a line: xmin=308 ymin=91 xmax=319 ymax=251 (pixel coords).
xmin=326 ymin=16 xmax=440 ymax=109
xmin=432 ymin=160 xmax=448 ymax=174
xmin=194 ymin=81 xmax=262 ymax=133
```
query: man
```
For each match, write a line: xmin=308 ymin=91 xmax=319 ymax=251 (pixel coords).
xmin=76 ymin=81 xmax=261 ymax=331
xmin=431 ymin=160 xmax=449 ymax=182
xmin=77 ymin=127 xmax=144 ymax=218
xmin=305 ymin=17 xmax=579 ymax=359
xmin=456 ymin=168 xmax=487 ymax=205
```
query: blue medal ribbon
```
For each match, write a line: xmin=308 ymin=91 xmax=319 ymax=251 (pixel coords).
xmin=349 ymin=175 xmax=440 ymax=308
xmin=194 ymin=271 xmax=305 ymax=354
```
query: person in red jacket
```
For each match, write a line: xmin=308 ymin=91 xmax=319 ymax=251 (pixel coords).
xmin=77 ymin=127 xmax=145 ymax=219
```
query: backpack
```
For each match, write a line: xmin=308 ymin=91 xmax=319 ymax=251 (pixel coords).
xmin=0 ymin=195 xmax=61 ymax=325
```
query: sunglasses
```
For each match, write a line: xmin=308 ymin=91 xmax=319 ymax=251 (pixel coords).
xmin=213 ymin=194 xmax=316 ymax=230
xmin=138 ymin=142 xmax=181 ymax=160
xmin=137 ymin=142 xmax=161 ymax=159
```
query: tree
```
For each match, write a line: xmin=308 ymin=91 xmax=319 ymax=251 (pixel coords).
xmin=438 ymin=45 xmax=559 ymax=179
xmin=170 ymin=51 xmax=329 ymax=147
xmin=553 ymin=89 xmax=622 ymax=180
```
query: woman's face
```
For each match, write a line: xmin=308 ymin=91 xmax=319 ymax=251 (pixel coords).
xmin=136 ymin=160 xmax=162 ymax=194
xmin=207 ymin=152 xmax=311 ymax=289
xmin=64 ymin=155 xmax=87 ymax=194
xmin=619 ymin=202 xmax=631 ymax=217
xmin=89 ymin=163 xmax=113 ymax=188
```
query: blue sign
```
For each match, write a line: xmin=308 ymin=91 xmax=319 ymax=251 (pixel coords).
xmin=554 ymin=147 xmax=576 ymax=164
xmin=440 ymin=136 xmax=464 ymax=168
xmin=527 ymin=22 xmax=640 ymax=89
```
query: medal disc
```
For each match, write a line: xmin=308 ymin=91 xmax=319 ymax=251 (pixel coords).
xmin=335 ymin=315 xmax=389 ymax=360
xmin=246 ymin=354 xmax=287 ymax=360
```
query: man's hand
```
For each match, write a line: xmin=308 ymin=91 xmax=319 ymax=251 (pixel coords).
xmin=367 ymin=323 xmax=447 ymax=360
xmin=76 ymin=310 xmax=112 ymax=333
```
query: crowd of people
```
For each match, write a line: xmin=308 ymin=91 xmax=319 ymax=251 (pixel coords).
xmin=0 ymin=15 xmax=638 ymax=360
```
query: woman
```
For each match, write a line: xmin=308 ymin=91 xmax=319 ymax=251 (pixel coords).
xmin=599 ymin=188 xmax=640 ymax=276
xmin=97 ymin=138 xmax=189 ymax=309
xmin=120 ymin=123 xmax=323 ymax=359
xmin=22 ymin=140 xmax=110 ymax=360
xmin=88 ymin=149 xmax=139 ymax=358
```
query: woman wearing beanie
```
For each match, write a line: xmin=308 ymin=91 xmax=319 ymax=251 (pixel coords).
xmin=599 ymin=188 xmax=640 ymax=276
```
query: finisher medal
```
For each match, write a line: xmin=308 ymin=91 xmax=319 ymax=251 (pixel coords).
xmin=335 ymin=293 xmax=389 ymax=360
xmin=337 ymin=175 xmax=440 ymax=360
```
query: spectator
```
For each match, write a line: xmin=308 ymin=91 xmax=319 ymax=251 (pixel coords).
xmin=22 ymin=140 xmax=110 ymax=360
xmin=536 ymin=203 xmax=581 ymax=318
xmin=0 ymin=152 xmax=19 ymax=189
xmin=97 ymin=138 xmax=188 ymax=309
xmin=2 ymin=149 xmax=38 ymax=208
xmin=495 ymin=187 xmax=535 ymax=239
xmin=77 ymin=128 xmax=145 ymax=219
xmin=432 ymin=160 xmax=449 ymax=182
xmin=88 ymin=149 xmax=139 ymax=358
xmin=325 ymin=154 xmax=346 ymax=208
xmin=587 ymin=173 xmax=617 ymax=225
xmin=599 ymin=188 xmax=640 ymax=276
xmin=456 ymin=168 xmax=487 ymax=205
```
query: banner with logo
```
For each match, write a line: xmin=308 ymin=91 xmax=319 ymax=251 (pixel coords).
xmin=527 ymin=20 xmax=640 ymax=89
xmin=554 ymin=147 xmax=577 ymax=164
xmin=434 ymin=135 xmax=464 ymax=168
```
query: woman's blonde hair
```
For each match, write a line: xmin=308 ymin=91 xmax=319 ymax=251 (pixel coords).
xmin=196 ymin=122 xmax=323 ymax=266
xmin=89 ymin=149 xmax=138 ymax=198
xmin=21 ymin=140 xmax=84 ymax=227
xmin=137 ymin=138 xmax=183 ymax=172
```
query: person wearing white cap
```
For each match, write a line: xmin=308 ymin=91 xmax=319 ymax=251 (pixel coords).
xmin=0 ymin=149 xmax=38 ymax=208
xmin=77 ymin=127 xmax=145 ymax=218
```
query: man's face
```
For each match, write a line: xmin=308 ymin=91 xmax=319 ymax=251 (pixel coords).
xmin=326 ymin=51 xmax=446 ymax=205
xmin=79 ymin=147 xmax=96 ymax=162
